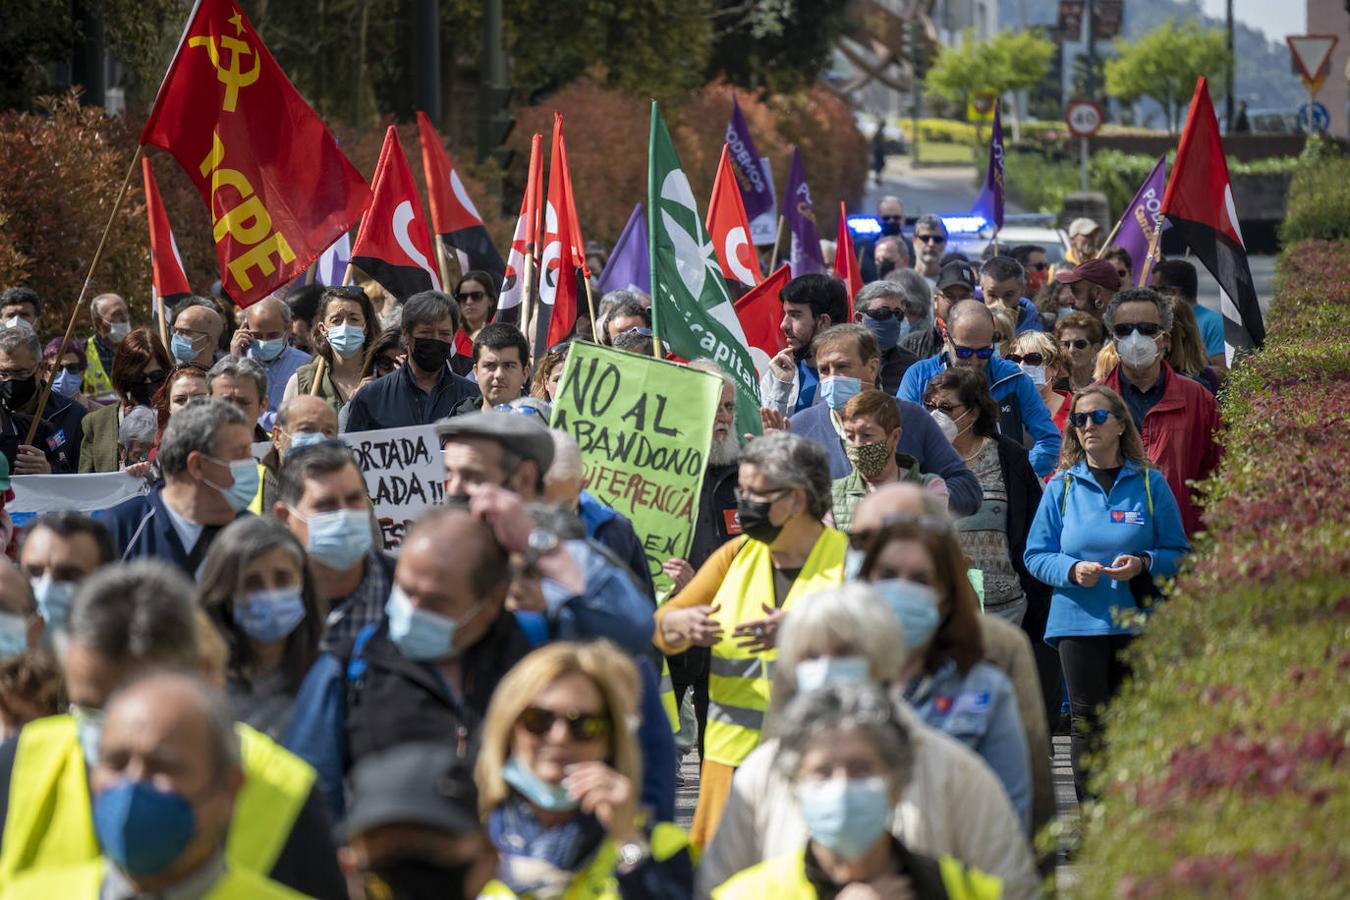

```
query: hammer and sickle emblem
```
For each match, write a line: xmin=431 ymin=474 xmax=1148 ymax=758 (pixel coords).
xmin=188 ymin=32 xmax=261 ymax=112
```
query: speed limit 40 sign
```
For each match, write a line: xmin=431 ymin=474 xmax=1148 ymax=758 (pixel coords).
xmin=1065 ymin=99 xmax=1105 ymax=137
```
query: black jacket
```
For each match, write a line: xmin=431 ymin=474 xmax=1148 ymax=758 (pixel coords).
xmin=993 ymin=433 xmax=1051 ymax=631
xmin=687 ymin=462 xmax=740 ymax=570
xmin=900 ymin=324 xmax=943 ymax=363
xmin=878 ymin=344 xmax=920 ymax=396
xmin=342 ymin=363 xmax=480 ymax=432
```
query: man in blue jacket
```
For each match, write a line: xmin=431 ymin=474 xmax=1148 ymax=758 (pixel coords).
xmin=899 ymin=301 xmax=1061 ymax=478
xmin=785 ymin=324 xmax=983 ymax=516
xmin=343 ymin=290 xmax=479 ymax=432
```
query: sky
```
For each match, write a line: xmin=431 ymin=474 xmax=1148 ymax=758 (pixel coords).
xmin=1201 ymin=0 xmax=1305 ymax=43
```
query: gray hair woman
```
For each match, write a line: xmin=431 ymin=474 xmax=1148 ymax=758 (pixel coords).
xmin=714 ymin=683 xmax=1002 ymax=899
xmin=652 ymin=431 xmax=848 ymax=850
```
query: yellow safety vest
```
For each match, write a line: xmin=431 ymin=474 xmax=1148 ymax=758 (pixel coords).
xmin=478 ymin=822 xmax=691 ymax=899
xmin=703 ymin=530 xmax=847 ymax=768
xmin=712 ymin=850 xmax=1003 ymax=900
xmin=81 ymin=336 xmax=115 ymax=400
xmin=247 ymin=462 xmax=268 ymax=515
xmin=0 ymin=716 xmax=314 ymax=887
xmin=1 ymin=859 xmax=307 ymax=899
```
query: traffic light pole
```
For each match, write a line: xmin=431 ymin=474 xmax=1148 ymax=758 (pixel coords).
xmin=478 ymin=0 xmax=511 ymax=166
xmin=413 ymin=0 xmax=441 ymax=126
xmin=1084 ymin=0 xmax=1095 ymax=100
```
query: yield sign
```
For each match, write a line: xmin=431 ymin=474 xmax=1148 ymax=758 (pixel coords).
xmin=1287 ymin=34 xmax=1339 ymax=95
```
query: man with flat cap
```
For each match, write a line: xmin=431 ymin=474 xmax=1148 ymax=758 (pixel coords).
xmin=340 ymin=742 xmax=498 ymax=900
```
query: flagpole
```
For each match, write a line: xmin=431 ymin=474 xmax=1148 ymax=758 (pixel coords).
xmin=156 ymin=295 xmax=170 ymax=351
xmin=434 ymin=235 xmax=453 ymax=292
xmin=26 ymin=145 xmax=143 ymax=447
xmin=309 ymin=263 xmax=354 ymax=396
xmin=1094 ymin=219 xmax=1124 ymax=258
xmin=768 ymin=215 xmax=786 ymax=271
xmin=581 ymin=274 xmax=598 ymax=344
xmin=1136 ymin=227 xmax=1164 ymax=289
xmin=520 ymin=255 xmax=537 ymax=352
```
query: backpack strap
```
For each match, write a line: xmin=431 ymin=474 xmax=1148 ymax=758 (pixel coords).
xmin=345 ymin=622 xmax=380 ymax=683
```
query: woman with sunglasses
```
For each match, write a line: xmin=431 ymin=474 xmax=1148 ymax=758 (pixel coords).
xmin=1052 ymin=311 xmax=1103 ymax=393
xmin=41 ymin=339 xmax=99 ymax=414
xmin=1007 ymin=331 xmax=1071 ymax=432
xmin=78 ymin=329 xmax=172 ymax=473
xmin=475 ymin=641 xmax=693 ymax=899
xmin=451 ymin=270 xmax=500 ymax=376
xmin=1024 ymin=385 xmax=1188 ymax=800
xmin=283 ymin=286 xmax=379 ymax=415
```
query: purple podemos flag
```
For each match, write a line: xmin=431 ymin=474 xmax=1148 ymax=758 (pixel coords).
xmin=783 ymin=147 xmax=825 ymax=276
xmin=597 ymin=202 xmax=650 ymax=294
xmin=971 ymin=99 xmax=1004 ymax=230
xmin=1111 ymin=155 xmax=1170 ymax=287
xmin=725 ymin=94 xmax=775 ymax=223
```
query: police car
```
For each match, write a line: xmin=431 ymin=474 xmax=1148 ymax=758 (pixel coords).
xmin=848 ymin=212 xmax=1069 ymax=265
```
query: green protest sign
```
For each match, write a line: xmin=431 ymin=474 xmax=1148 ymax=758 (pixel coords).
xmin=551 ymin=341 xmax=722 ymax=599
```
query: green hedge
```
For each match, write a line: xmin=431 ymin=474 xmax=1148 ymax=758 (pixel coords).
xmin=1063 ymin=239 xmax=1350 ymax=896
xmin=1279 ymin=138 xmax=1350 ymax=245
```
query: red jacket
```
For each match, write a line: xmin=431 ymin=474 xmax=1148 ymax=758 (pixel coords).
xmin=1102 ymin=362 xmax=1220 ymax=536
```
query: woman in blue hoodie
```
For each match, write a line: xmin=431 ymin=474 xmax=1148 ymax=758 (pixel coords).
xmin=1024 ymin=385 xmax=1189 ymax=799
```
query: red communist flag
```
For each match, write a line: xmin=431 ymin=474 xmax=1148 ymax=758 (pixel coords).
xmin=417 ymin=111 xmax=506 ymax=285
xmin=141 ymin=157 xmax=193 ymax=312
xmin=350 ymin=127 xmax=442 ymax=301
xmin=535 ymin=114 xmax=583 ymax=354
xmin=140 ymin=0 xmax=369 ymax=308
xmin=498 ymin=133 xmax=544 ymax=326
xmin=734 ymin=264 xmax=791 ymax=380
xmin=707 ymin=144 xmax=763 ymax=289
xmin=833 ymin=202 xmax=862 ymax=318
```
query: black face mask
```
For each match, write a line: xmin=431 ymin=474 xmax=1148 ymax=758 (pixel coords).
xmin=364 ymin=858 xmax=471 ymax=900
xmin=410 ymin=337 xmax=453 ymax=374
xmin=0 ymin=376 xmax=38 ymax=412
xmin=736 ymin=496 xmax=784 ymax=544
xmin=128 ymin=371 xmax=168 ymax=406
xmin=878 ymin=259 xmax=896 ymax=278
xmin=879 ymin=219 xmax=901 ymax=236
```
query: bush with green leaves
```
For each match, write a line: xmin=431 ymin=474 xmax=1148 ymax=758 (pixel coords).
xmin=1063 ymin=239 xmax=1350 ymax=897
xmin=1279 ymin=142 xmax=1350 ymax=245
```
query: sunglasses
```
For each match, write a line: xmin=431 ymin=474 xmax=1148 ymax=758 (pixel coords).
xmin=861 ymin=307 xmax=899 ymax=321
xmin=951 ymin=344 xmax=995 ymax=360
xmin=456 ymin=290 xmax=487 ymax=302
xmin=518 ymin=706 xmax=612 ymax=741
xmin=1070 ymin=408 xmax=1115 ymax=429
xmin=915 ymin=234 xmax=947 ymax=244
xmin=923 ymin=401 xmax=962 ymax=416
xmin=1060 ymin=338 xmax=1090 ymax=350
xmin=1027 ymin=261 xmax=1049 ymax=271
xmin=52 ymin=363 xmax=84 ymax=375
xmin=1006 ymin=352 xmax=1044 ymax=366
xmin=1112 ymin=322 xmax=1163 ymax=338
xmin=880 ymin=215 xmax=903 ymax=223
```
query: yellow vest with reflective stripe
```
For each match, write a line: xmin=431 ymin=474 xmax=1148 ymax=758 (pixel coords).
xmin=703 ymin=530 xmax=847 ymax=768
xmin=658 ymin=659 xmax=680 ymax=731
xmin=81 ymin=336 xmax=115 ymax=399
xmin=247 ymin=462 xmax=268 ymax=515
xmin=0 ymin=716 xmax=314 ymax=886
xmin=711 ymin=850 xmax=1003 ymax=900
xmin=477 ymin=821 xmax=691 ymax=899
xmin=1 ymin=859 xmax=307 ymax=899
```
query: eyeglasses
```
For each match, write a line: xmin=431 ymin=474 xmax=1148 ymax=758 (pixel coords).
xmin=950 ymin=344 xmax=995 ymax=360
xmin=622 ymin=326 xmax=654 ymax=337
xmin=1006 ymin=352 xmax=1044 ymax=366
xmin=1027 ymin=261 xmax=1050 ymax=271
xmin=923 ymin=400 xmax=963 ymax=416
xmin=456 ymin=290 xmax=487 ymax=302
xmin=1060 ymin=338 xmax=1090 ymax=350
xmin=518 ymin=706 xmax=612 ymax=741
xmin=1070 ymin=408 xmax=1115 ymax=429
xmin=861 ymin=307 xmax=899 ymax=321
xmin=733 ymin=486 xmax=790 ymax=504
xmin=52 ymin=363 xmax=83 ymax=375
xmin=325 ymin=286 xmax=369 ymax=301
xmin=915 ymin=233 xmax=947 ymax=244
xmin=1112 ymin=322 xmax=1163 ymax=338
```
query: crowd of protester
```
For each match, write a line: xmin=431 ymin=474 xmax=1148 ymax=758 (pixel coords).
xmin=0 ymin=200 xmax=1226 ymax=898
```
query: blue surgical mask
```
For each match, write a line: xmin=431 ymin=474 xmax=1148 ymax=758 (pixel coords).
xmin=0 ymin=612 xmax=27 ymax=659
xmin=233 ymin=588 xmax=306 ymax=644
xmin=862 ymin=314 xmax=901 ymax=351
xmin=285 ymin=430 xmax=327 ymax=455
xmin=795 ymin=655 xmax=871 ymax=693
xmin=326 ymin=324 xmax=366 ymax=359
xmin=252 ymin=337 xmax=287 ymax=362
xmin=386 ymin=585 xmax=469 ymax=662
xmin=503 ymin=755 xmax=579 ymax=812
xmin=92 ymin=780 xmax=197 ymax=877
xmin=32 ymin=575 xmax=76 ymax=632
xmin=871 ymin=579 xmax=941 ymax=651
xmin=170 ymin=334 xmax=199 ymax=364
xmin=299 ymin=508 xmax=373 ymax=570
xmin=203 ymin=456 xmax=260 ymax=513
xmin=51 ymin=369 xmax=82 ymax=398
xmin=1058 ymin=306 xmax=1074 ymax=321
xmin=797 ymin=776 xmax=893 ymax=860
xmin=71 ymin=704 xmax=105 ymax=768
xmin=819 ymin=375 xmax=862 ymax=412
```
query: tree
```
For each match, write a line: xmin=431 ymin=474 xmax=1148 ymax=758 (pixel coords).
xmin=1104 ymin=19 xmax=1231 ymax=135
xmin=926 ymin=29 xmax=1054 ymax=123
xmin=706 ymin=0 xmax=853 ymax=93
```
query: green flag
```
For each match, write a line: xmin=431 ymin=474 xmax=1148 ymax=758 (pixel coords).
xmin=647 ymin=101 xmax=762 ymax=439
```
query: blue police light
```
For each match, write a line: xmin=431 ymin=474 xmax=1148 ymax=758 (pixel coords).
xmin=846 ymin=215 xmax=883 ymax=238
xmin=941 ymin=215 xmax=989 ymax=235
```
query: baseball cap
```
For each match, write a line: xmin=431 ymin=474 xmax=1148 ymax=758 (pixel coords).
xmin=1054 ymin=258 xmax=1121 ymax=291
xmin=341 ymin=742 xmax=480 ymax=840
xmin=936 ymin=260 xmax=979 ymax=293
xmin=435 ymin=410 xmax=555 ymax=475
xmin=1068 ymin=217 xmax=1101 ymax=238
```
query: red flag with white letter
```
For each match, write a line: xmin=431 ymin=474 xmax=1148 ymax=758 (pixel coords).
xmin=498 ymin=133 xmax=543 ymax=326
xmin=141 ymin=157 xmax=193 ymax=313
xmin=535 ymin=114 xmax=583 ymax=355
xmin=833 ymin=202 xmax=861 ymax=318
xmin=734 ymin=264 xmax=791 ymax=380
xmin=349 ymin=127 xmax=442 ymax=300
xmin=417 ymin=111 xmax=506 ymax=284
xmin=139 ymin=0 xmax=369 ymax=308
xmin=707 ymin=145 xmax=763 ymax=289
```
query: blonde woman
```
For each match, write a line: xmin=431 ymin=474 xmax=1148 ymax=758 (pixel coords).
xmin=476 ymin=642 xmax=693 ymax=899
xmin=1008 ymin=330 xmax=1070 ymax=432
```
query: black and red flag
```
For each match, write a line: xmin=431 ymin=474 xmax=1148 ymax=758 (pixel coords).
xmin=1160 ymin=77 xmax=1265 ymax=358
xmin=141 ymin=157 xmax=193 ymax=315
xmin=140 ymin=0 xmax=370 ymax=308
xmin=416 ymin=111 xmax=506 ymax=286
xmin=350 ymin=126 xmax=442 ymax=300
